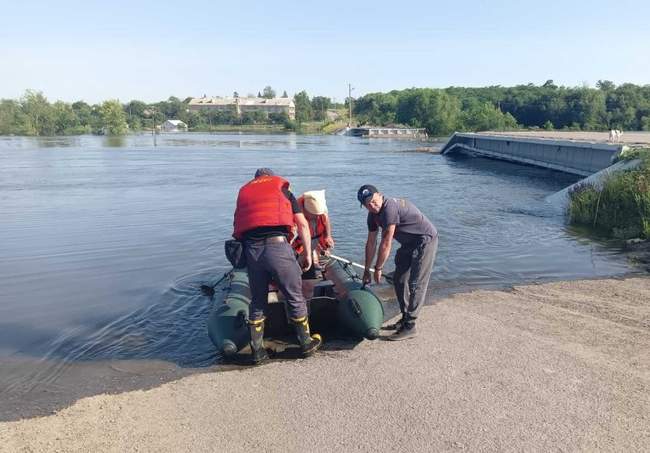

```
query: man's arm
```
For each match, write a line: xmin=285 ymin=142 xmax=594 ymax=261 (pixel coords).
xmin=322 ymin=213 xmax=334 ymax=249
xmin=294 ymin=212 xmax=312 ymax=271
xmin=363 ymin=230 xmax=378 ymax=283
xmin=374 ymin=224 xmax=396 ymax=283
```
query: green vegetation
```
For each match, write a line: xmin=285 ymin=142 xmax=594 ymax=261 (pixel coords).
xmin=0 ymin=87 xmax=342 ymax=135
xmin=353 ymin=80 xmax=650 ymax=135
xmin=3 ymin=81 xmax=650 ymax=136
xmin=569 ymin=149 xmax=650 ymax=239
xmin=100 ymin=100 xmax=128 ymax=135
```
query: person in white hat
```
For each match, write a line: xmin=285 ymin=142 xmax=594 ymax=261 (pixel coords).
xmin=292 ymin=190 xmax=335 ymax=275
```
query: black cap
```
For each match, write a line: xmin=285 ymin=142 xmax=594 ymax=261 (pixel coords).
xmin=254 ymin=168 xmax=274 ymax=178
xmin=357 ymin=184 xmax=378 ymax=205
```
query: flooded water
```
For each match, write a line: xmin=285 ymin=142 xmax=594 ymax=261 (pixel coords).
xmin=0 ymin=133 xmax=641 ymax=417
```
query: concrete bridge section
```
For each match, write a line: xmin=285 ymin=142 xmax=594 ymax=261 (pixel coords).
xmin=440 ymin=133 xmax=628 ymax=176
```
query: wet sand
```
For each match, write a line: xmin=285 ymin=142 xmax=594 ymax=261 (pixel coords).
xmin=1 ymin=276 xmax=649 ymax=452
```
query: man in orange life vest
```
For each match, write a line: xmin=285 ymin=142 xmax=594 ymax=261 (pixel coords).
xmin=292 ymin=190 xmax=334 ymax=276
xmin=233 ymin=168 xmax=322 ymax=364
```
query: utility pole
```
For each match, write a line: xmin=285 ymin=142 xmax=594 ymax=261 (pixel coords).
xmin=152 ymin=106 xmax=157 ymax=147
xmin=347 ymin=83 xmax=354 ymax=128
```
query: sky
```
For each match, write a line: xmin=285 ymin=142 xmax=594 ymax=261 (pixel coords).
xmin=1 ymin=0 xmax=649 ymax=103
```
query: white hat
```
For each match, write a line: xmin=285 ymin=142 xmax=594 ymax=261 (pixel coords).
xmin=302 ymin=190 xmax=328 ymax=215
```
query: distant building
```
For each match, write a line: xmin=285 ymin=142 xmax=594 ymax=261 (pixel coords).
xmin=188 ymin=96 xmax=295 ymax=120
xmin=326 ymin=109 xmax=340 ymax=121
xmin=162 ymin=120 xmax=188 ymax=132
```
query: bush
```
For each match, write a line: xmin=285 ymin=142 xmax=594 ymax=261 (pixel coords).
xmin=569 ymin=154 xmax=650 ymax=239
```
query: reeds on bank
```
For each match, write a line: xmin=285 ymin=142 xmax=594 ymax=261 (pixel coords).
xmin=569 ymin=149 xmax=650 ymax=239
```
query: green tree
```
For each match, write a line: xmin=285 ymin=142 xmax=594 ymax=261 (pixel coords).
xmin=0 ymin=99 xmax=32 ymax=135
xmin=100 ymin=100 xmax=128 ymax=135
xmin=262 ymin=86 xmax=276 ymax=99
xmin=294 ymin=91 xmax=312 ymax=123
xmin=52 ymin=101 xmax=83 ymax=134
xmin=542 ymin=79 xmax=557 ymax=89
xmin=565 ymin=89 xmax=606 ymax=130
xmin=311 ymin=96 xmax=331 ymax=121
xmin=21 ymin=90 xmax=56 ymax=136
xmin=395 ymin=89 xmax=461 ymax=135
xmin=460 ymin=100 xmax=518 ymax=131
xmin=596 ymin=80 xmax=616 ymax=91
xmin=640 ymin=116 xmax=650 ymax=131
xmin=282 ymin=90 xmax=288 ymax=98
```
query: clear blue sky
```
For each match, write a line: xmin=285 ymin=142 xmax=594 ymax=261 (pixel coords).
xmin=2 ymin=0 xmax=649 ymax=103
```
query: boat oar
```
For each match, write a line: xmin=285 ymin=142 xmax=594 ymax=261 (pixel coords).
xmin=200 ymin=271 xmax=230 ymax=297
xmin=327 ymin=253 xmax=393 ymax=284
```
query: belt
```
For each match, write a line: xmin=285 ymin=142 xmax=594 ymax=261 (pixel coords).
xmin=247 ymin=236 xmax=287 ymax=244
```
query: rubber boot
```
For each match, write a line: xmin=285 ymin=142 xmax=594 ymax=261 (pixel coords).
xmin=290 ymin=316 xmax=322 ymax=357
xmin=249 ymin=317 xmax=269 ymax=365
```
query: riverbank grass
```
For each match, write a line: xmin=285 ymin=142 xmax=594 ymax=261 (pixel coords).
xmin=569 ymin=148 xmax=650 ymax=239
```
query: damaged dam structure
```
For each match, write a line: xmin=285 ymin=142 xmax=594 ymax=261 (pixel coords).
xmin=440 ymin=133 xmax=627 ymax=176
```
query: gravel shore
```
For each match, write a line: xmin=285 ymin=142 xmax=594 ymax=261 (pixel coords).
xmin=1 ymin=277 xmax=649 ymax=452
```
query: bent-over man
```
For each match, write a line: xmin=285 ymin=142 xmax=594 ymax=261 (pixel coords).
xmin=357 ymin=184 xmax=438 ymax=340
xmin=233 ymin=168 xmax=322 ymax=363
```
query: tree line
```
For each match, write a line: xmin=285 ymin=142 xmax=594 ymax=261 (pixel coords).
xmin=2 ymin=81 xmax=649 ymax=136
xmin=353 ymin=80 xmax=650 ymax=135
xmin=0 ymin=87 xmax=340 ymax=136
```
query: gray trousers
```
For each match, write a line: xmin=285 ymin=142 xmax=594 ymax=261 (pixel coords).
xmin=393 ymin=235 xmax=438 ymax=321
xmin=245 ymin=239 xmax=307 ymax=321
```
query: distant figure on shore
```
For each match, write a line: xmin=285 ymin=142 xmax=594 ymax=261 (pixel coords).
xmin=357 ymin=184 xmax=438 ymax=340
xmin=609 ymin=129 xmax=623 ymax=143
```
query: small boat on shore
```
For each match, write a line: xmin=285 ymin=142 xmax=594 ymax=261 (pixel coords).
xmin=207 ymin=258 xmax=385 ymax=357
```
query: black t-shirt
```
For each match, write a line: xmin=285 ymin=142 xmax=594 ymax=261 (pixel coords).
xmin=243 ymin=187 xmax=300 ymax=241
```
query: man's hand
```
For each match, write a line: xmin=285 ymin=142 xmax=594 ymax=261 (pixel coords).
xmin=362 ymin=268 xmax=372 ymax=284
xmin=324 ymin=236 xmax=335 ymax=249
xmin=373 ymin=268 xmax=382 ymax=284
xmin=300 ymin=253 xmax=313 ymax=272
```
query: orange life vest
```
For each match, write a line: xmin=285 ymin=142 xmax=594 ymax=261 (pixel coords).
xmin=292 ymin=196 xmax=328 ymax=253
xmin=232 ymin=175 xmax=294 ymax=239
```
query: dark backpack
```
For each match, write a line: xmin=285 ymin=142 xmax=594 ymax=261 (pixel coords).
xmin=224 ymin=239 xmax=246 ymax=268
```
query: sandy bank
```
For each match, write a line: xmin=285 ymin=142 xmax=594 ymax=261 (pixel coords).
xmin=1 ymin=277 xmax=649 ymax=452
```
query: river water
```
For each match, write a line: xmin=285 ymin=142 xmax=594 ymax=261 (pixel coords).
xmin=0 ymin=133 xmax=641 ymax=418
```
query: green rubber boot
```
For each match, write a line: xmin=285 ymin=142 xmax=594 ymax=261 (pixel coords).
xmin=290 ymin=316 xmax=322 ymax=357
xmin=249 ymin=317 xmax=269 ymax=365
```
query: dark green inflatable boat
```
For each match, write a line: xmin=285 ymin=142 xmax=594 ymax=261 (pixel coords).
xmin=207 ymin=258 xmax=384 ymax=357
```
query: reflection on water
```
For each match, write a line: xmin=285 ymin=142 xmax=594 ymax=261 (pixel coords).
xmin=0 ymin=133 xmax=642 ymax=406
xmin=103 ymin=135 xmax=127 ymax=147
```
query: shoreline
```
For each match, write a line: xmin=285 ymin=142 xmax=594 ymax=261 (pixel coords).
xmin=2 ymin=267 xmax=648 ymax=423
xmin=1 ymin=275 xmax=649 ymax=451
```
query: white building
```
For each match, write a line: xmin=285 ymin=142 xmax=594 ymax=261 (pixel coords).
xmin=162 ymin=120 xmax=188 ymax=132
xmin=188 ymin=96 xmax=295 ymax=120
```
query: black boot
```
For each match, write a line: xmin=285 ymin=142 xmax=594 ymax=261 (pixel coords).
xmin=386 ymin=318 xmax=417 ymax=341
xmin=290 ymin=316 xmax=322 ymax=357
xmin=249 ymin=317 xmax=269 ymax=365
xmin=383 ymin=314 xmax=406 ymax=331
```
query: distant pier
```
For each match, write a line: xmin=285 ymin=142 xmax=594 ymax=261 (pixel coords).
xmin=440 ymin=132 xmax=628 ymax=176
xmin=349 ymin=126 xmax=427 ymax=139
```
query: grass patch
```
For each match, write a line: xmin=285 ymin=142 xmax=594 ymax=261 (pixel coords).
xmin=569 ymin=148 xmax=650 ymax=239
